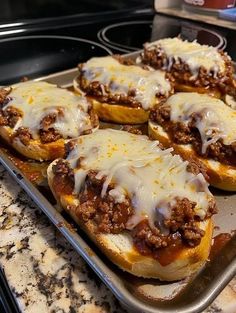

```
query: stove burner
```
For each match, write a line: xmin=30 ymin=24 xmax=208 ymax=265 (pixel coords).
xmin=0 ymin=35 xmax=112 ymax=85
xmin=98 ymin=18 xmax=226 ymax=53
xmin=98 ymin=21 xmax=153 ymax=53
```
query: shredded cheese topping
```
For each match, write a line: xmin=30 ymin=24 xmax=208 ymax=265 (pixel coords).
xmin=67 ymin=129 xmax=212 ymax=229
xmin=5 ymin=81 xmax=93 ymax=139
xmin=145 ymin=37 xmax=226 ymax=78
xmin=80 ymin=56 xmax=172 ymax=110
xmin=167 ymin=92 xmax=236 ymax=153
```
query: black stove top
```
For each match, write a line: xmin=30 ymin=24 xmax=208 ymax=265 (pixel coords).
xmin=0 ymin=36 xmax=112 ymax=85
xmin=0 ymin=4 xmax=235 ymax=84
xmin=0 ymin=0 xmax=151 ymax=24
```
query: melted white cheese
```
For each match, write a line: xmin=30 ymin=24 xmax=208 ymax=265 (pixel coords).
xmin=167 ymin=92 xmax=236 ymax=153
xmin=80 ymin=56 xmax=172 ymax=110
xmin=5 ymin=81 xmax=93 ymax=139
xmin=145 ymin=37 xmax=226 ymax=78
xmin=67 ymin=129 xmax=212 ymax=230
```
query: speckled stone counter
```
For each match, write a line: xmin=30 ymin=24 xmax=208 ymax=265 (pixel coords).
xmin=0 ymin=166 xmax=235 ymax=313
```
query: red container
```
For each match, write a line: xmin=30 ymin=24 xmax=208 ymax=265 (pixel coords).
xmin=184 ymin=0 xmax=235 ymax=9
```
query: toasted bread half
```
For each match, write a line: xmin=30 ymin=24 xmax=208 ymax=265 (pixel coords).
xmin=48 ymin=176 xmax=213 ymax=281
xmin=47 ymin=129 xmax=215 ymax=281
xmin=0 ymin=81 xmax=98 ymax=161
xmin=148 ymin=121 xmax=236 ymax=191
xmin=74 ymin=55 xmax=173 ymax=124
xmin=140 ymin=37 xmax=235 ymax=100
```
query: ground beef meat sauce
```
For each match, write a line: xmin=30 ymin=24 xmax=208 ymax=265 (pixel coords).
xmin=78 ymin=171 xmax=133 ymax=233
xmin=78 ymin=74 xmax=142 ymax=108
xmin=52 ymin=159 xmax=75 ymax=195
xmin=150 ymin=102 xmax=236 ymax=166
xmin=0 ymin=88 xmax=22 ymax=128
xmin=0 ymin=106 xmax=23 ymax=128
xmin=39 ymin=128 xmax=62 ymax=144
xmin=186 ymin=157 xmax=209 ymax=181
xmin=52 ymin=163 xmax=134 ymax=233
xmin=0 ymin=88 xmax=23 ymax=128
xmin=87 ymin=107 xmax=99 ymax=130
xmin=12 ymin=127 xmax=32 ymax=146
xmin=0 ymin=87 xmax=12 ymax=106
xmin=121 ymin=125 xmax=143 ymax=135
xmin=113 ymin=54 xmax=136 ymax=66
xmin=39 ymin=112 xmax=62 ymax=143
xmin=133 ymin=197 xmax=216 ymax=266
xmin=40 ymin=113 xmax=57 ymax=129
xmin=64 ymin=140 xmax=77 ymax=158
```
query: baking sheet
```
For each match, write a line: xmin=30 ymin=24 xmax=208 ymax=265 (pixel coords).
xmin=0 ymin=56 xmax=236 ymax=313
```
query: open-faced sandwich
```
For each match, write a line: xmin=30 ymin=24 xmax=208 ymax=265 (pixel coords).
xmin=149 ymin=92 xmax=236 ymax=191
xmin=0 ymin=81 xmax=98 ymax=161
xmin=47 ymin=129 xmax=216 ymax=281
xmin=73 ymin=55 xmax=174 ymax=124
xmin=140 ymin=37 xmax=236 ymax=99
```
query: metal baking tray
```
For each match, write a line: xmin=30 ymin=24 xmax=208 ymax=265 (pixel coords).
xmin=0 ymin=57 xmax=236 ymax=313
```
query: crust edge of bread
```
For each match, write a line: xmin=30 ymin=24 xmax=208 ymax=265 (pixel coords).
xmin=73 ymin=80 xmax=149 ymax=124
xmin=174 ymin=83 xmax=222 ymax=99
xmin=0 ymin=123 xmax=99 ymax=161
xmin=0 ymin=127 xmax=66 ymax=161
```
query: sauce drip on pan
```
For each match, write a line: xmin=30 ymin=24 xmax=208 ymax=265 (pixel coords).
xmin=209 ymin=233 xmax=232 ymax=260
xmin=0 ymin=143 xmax=48 ymax=185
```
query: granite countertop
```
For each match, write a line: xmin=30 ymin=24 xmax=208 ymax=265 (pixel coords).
xmin=0 ymin=165 xmax=236 ymax=313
